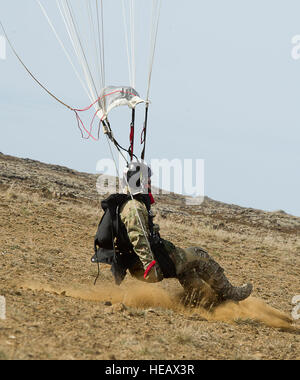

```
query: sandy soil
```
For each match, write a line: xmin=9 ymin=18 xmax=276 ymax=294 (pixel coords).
xmin=0 ymin=154 xmax=299 ymax=360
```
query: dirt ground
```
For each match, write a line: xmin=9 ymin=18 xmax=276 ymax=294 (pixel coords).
xmin=0 ymin=154 xmax=299 ymax=360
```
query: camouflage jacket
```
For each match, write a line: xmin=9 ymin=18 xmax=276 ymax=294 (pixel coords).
xmin=119 ymin=198 xmax=163 ymax=282
xmin=119 ymin=198 xmax=206 ymax=282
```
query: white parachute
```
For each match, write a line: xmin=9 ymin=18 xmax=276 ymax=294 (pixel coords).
xmin=35 ymin=0 xmax=162 ymax=159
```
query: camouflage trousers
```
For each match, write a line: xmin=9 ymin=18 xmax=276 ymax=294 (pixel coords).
xmin=129 ymin=241 xmax=223 ymax=305
xmin=129 ymin=239 xmax=252 ymax=306
xmin=129 ymin=239 xmax=215 ymax=285
xmin=169 ymin=244 xmax=222 ymax=306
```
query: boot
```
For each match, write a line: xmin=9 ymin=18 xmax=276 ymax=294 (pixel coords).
xmin=179 ymin=253 xmax=253 ymax=303
xmin=207 ymin=266 xmax=253 ymax=302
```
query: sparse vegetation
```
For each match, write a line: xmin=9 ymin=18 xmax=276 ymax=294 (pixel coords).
xmin=0 ymin=153 xmax=299 ymax=360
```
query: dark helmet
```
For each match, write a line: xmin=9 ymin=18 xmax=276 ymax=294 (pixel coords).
xmin=123 ymin=161 xmax=152 ymax=195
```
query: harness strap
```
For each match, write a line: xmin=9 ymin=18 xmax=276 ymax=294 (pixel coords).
xmin=141 ymin=103 xmax=149 ymax=160
xmin=103 ymin=119 xmax=138 ymax=163
xmin=129 ymin=109 xmax=135 ymax=161
xmin=144 ymin=260 xmax=157 ymax=279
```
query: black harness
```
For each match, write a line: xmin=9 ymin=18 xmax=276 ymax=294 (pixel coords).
xmin=91 ymin=193 xmax=177 ymax=285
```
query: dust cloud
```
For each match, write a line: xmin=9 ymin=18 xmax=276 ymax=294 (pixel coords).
xmin=208 ymin=297 xmax=294 ymax=329
xmin=21 ymin=280 xmax=177 ymax=309
xmin=21 ymin=280 xmax=296 ymax=331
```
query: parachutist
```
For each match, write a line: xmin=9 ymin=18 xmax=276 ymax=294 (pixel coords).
xmin=92 ymin=162 xmax=253 ymax=307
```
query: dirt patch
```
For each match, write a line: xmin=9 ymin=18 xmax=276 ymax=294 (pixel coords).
xmin=20 ymin=280 xmax=296 ymax=331
xmin=0 ymin=154 xmax=300 ymax=360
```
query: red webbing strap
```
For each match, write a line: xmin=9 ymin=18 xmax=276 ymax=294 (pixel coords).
xmin=144 ymin=260 xmax=156 ymax=279
xmin=129 ymin=109 xmax=135 ymax=161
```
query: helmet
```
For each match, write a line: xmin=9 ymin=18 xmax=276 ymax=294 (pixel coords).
xmin=123 ymin=161 xmax=152 ymax=195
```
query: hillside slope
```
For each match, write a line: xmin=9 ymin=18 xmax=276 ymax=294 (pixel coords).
xmin=0 ymin=153 xmax=299 ymax=360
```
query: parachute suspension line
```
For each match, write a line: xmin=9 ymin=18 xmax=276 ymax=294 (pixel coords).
xmin=141 ymin=0 xmax=162 ymax=160
xmin=100 ymin=0 xmax=106 ymax=90
xmin=105 ymin=129 xmax=151 ymax=254
xmin=130 ymin=0 xmax=136 ymax=89
xmin=106 ymin=135 xmax=121 ymax=178
xmin=57 ymin=0 xmax=99 ymax=108
xmin=122 ymin=0 xmax=131 ymax=87
xmin=129 ymin=1 xmax=136 ymax=162
xmin=146 ymin=0 xmax=162 ymax=102
xmin=65 ymin=0 xmax=99 ymax=99
xmin=35 ymin=0 xmax=92 ymax=104
xmin=129 ymin=108 xmax=135 ymax=161
xmin=55 ymin=0 xmax=106 ymax=112
xmin=105 ymin=135 xmax=153 ymax=258
xmin=73 ymin=88 xmax=143 ymax=141
xmin=96 ymin=0 xmax=106 ymax=108
xmin=86 ymin=0 xmax=102 ymax=95
xmin=0 ymin=21 xmax=72 ymax=112
xmin=122 ymin=0 xmax=135 ymax=88
xmin=122 ymin=1 xmax=140 ymax=161
xmin=122 ymin=0 xmax=161 ymax=100
xmin=56 ymin=0 xmax=94 ymax=106
xmin=1 ymin=21 xmax=102 ymax=142
xmin=102 ymin=120 xmax=138 ymax=164
xmin=141 ymin=102 xmax=149 ymax=161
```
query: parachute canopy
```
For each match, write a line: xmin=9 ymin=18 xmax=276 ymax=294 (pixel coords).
xmin=1 ymin=0 xmax=162 ymax=162
xmin=37 ymin=0 xmax=161 ymax=122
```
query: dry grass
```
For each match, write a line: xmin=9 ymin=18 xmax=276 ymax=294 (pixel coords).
xmin=155 ymin=213 xmax=300 ymax=255
xmin=0 ymin=184 xmax=300 ymax=360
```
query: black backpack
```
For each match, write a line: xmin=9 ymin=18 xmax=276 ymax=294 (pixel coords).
xmin=91 ymin=193 xmax=177 ymax=284
xmin=94 ymin=194 xmax=134 ymax=252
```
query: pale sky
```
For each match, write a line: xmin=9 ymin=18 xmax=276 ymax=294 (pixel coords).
xmin=0 ymin=0 xmax=300 ymax=216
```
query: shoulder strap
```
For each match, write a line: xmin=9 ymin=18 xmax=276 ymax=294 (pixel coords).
xmin=101 ymin=193 xmax=130 ymax=213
